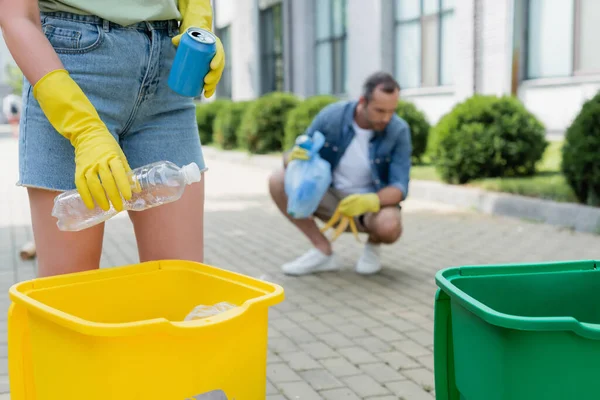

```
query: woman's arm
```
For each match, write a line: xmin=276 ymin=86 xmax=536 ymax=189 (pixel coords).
xmin=0 ymin=0 xmax=65 ymax=86
xmin=0 ymin=0 xmax=134 ymax=212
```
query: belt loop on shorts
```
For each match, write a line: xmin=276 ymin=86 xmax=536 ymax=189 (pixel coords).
xmin=102 ymin=19 xmax=110 ymax=32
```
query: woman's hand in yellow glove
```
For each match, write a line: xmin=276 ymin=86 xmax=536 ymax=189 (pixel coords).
xmin=33 ymin=69 xmax=133 ymax=212
xmin=172 ymin=0 xmax=225 ymax=98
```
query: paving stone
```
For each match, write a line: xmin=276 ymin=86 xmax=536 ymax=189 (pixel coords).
xmin=315 ymin=296 xmax=345 ymax=308
xmin=266 ymin=379 xmax=279 ymax=395
xmin=385 ymin=380 xmax=435 ymax=400
xmin=298 ymin=369 xmax=344 ymax=391
xmin=342 ymin=375 xmax=391 ymax=398
xmin=268 ymin=327 xmax=283 ymax=339
xmin=302 ymin=303 xmax=330 ymax=315
xmin=391 ymin=340 xmax=432 ymax=358
xmin=359 ymin=362 xmax=407 ymax=384
xmin=404 ymin=329 xmax=433 ymax=347
xmin=282 ymin=326 xmax=318 ymax=344
xmin=336 ymin=308 xmax=362 ymax=318
xmin=368 ymin=326 xmax=406 ymax=342
xmin=277 ymin=382 xmax=321 ymax=400
xmin=267 ymin=363 xmax=302 ymax=384
xmin=271 ymin=317 xmax=301 ymax=332
xmin=320 ymin=357 xmax=362 ymax=378
xmin=337 ymin=346 xmax=379 ymax=365
xmin=0 ymin=375 xmax=8 ymax=394
xmin=417 ymin=354 xmax=435 ymax=371
xmin=376 ymin=351 xmax=421 ymax=370
xmin=269 ymin=337 xmax=301 ymax=354
xmin=286 ymin=310 xmax=315 ymax=323
xmin=333 ymin=323 xmax=370 ymax=339
xmin=278 ymin=351 xmax=321 ymax=371
xmin=351 ymin=315 xmax=382 ymax=329
xmin=352 ymin=336 xmax=393 ymax=353
xmin=401 ymin=368 xmax=436 ymax=391
xmin=302 ymin=319 xmax=334 ymax=335
xmin=317 ymin=312 xmax=348 ymax=327
xmin=317 ymin=332 xmax=355 ymax=349
xmin=320 ymin=388 xmax=361 ymax=400
xmin=365 ymin=397 xmax=401 ymax=400
xmin=268 ymin=350 xmax=283 ymax=364
xmin=299 ymin=342 xmax=338 ymax=359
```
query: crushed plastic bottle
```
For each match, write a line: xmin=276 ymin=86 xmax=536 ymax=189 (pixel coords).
xmin=51 ymin=160 xmax=202 ymax=232
xmin=184 ymin=302 xmax=237 ymax=321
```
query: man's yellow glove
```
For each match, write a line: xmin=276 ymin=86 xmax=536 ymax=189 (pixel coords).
xmin=33 ymin=69 xmax=133 ymax=212
xmin=338 ymin=193 xmax=381 ymax=217
xmin=172 ymin=0 xmax=225 ymax=98
xmin=320 ymin=193 xmax=381 ymax=243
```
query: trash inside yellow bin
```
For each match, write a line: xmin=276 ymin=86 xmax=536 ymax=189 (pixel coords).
xmin=7 ymin=260 xmax=285 ymax=400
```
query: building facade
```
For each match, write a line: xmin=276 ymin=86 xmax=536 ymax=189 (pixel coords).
xmin=214 ymin=0 xmax=600 ymax=136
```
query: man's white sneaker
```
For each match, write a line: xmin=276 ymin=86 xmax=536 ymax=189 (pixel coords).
xmin=281 ymin=248 xmax=339 ymax=276
xmin=356 ymin=243 xmax=382 ymax=275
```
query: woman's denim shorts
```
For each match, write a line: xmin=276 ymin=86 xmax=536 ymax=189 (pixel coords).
xmin=17 ymin=12 xmax=207 ymax=191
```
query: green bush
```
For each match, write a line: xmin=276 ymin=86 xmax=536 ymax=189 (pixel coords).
xmin=283 ymin=95 xmax=338 ymax=149
xmin=431 ymin=94 xmax=547 ymax=184
xmin=195 ymin=99 xmax=231 ymax=145
xmin=561 ymin=91 xmax=600 ymax=206
xmin=395 ymin=100 xmax=430 ymax=163
xmin=213 ymin=101 xmax=251 ymax=149
xmin=238 ymin=92 xmax=300 ymax=154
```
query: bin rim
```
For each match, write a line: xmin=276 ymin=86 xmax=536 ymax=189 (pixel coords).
xmin=8 ymin=260 xmax=285 ymax=337
xmin=434 ymin=259 xmax=600 ymax=340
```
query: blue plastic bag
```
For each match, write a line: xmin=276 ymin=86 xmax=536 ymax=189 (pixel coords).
xmin=284 ymin=131 xmax=332 ymax=219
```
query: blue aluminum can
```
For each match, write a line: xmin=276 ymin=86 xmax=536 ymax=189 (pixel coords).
xmin=168 ymin=27 xmax=217 ymax=97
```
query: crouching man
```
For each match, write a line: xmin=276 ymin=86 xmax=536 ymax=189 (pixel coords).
xmin=269 ymin=72 xmax=412 ymax=276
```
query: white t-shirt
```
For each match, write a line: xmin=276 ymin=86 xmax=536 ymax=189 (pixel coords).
xmin=333 ymin=121 xmax=375 ymax=194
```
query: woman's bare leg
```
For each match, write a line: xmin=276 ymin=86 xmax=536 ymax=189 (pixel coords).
xmin=28 ymin=188 xmax=105 ymax=277
xmin=128 ymin=178 xmax=205 ymax=263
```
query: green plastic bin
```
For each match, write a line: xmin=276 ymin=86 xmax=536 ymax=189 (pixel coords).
xmin=434 ymin=260 xmax=600 ymax=400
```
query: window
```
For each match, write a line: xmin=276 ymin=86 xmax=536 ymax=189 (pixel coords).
xmin=526 ymin=0 xmax=600 ymax=79
xmin=259 ymin=3 xmax=284 ymax=94
xmin=394 ymin=0 xmax=454 ymax=88
xmin=216 ymin=25 xmax=232 ymax=98
xmin=315 ymin=0 xmax=347 ymax=95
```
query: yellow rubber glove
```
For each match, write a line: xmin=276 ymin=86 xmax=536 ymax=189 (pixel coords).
xmin=288 ymin=146 xmax=310 ymax=162
xmin=320 ymin=194 xmax=380 ymax=243
xmin=320 ymin=212 xmax=360 ymax=243
xmin=33 ymin=69 xmax=133 ymax=212
xmin=172 ymin=0 xmax=225 ymax=98
xmin=338 ymin=193 xmax=381 ymax=217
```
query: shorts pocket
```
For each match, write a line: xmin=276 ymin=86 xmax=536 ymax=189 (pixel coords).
xmin=42 ymin=17 xmax=104 ymax=54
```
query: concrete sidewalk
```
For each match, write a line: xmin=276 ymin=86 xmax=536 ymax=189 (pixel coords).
xmin=1 ymin=135 xmax=599 ymax=399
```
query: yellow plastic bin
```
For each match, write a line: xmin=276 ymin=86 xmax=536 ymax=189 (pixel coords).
xmin=7 ymin=260 xmax=285 ymax=400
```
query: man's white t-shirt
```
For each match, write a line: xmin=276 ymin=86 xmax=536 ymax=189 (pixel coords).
xmin=332 ymin=120 xmax=375 ymax=194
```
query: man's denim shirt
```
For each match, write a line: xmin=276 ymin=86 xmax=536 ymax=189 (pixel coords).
xmin=299 ymin=100 xmax=412 ymax=200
